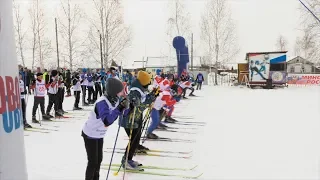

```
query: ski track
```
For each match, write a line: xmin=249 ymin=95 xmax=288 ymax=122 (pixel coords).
xmin=24 ymin=86 xmax=320 ymax=180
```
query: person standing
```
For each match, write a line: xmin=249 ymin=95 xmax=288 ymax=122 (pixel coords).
xmin=31 ymin=73 xmax=51 ymax=123
xmin=46 ymin=70 xmax=63 ymax=117
xmin=19 ymin=73 xmax=32 ymax=128
xmin=195 ymin=72 xmax=204 ymax=90
xmin=72 ymin=73 xmax=82 ymax=110
xmin=82 ymin=78 xmax=128 ymax=180
xmin=81 ymin=68 xmax=89 ymax=106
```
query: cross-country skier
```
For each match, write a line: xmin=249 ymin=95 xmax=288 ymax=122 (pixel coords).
xmin=46 ymin=70 xmax=63 ymax=118
xmin=147 ymin=84 xmax=177 ymax=139
xmin=120 ymin=70 xmax=160 ymax=170
xmin=82 ymin=77 xmax=128 ymax=180
xmin=72 ymin=73 xmax=82 ymax=110
xmin=30 ymin=73 xmax=51 ymax=123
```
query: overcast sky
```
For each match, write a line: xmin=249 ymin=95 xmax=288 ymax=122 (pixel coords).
xmin=17 ymin=0 xmax=304 ymax=68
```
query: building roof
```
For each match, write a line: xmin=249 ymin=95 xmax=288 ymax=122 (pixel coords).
xmin=287 ymin=56 xmax=314 ymax=65
xmin=245 ymin=51 xmax=288 ymax=60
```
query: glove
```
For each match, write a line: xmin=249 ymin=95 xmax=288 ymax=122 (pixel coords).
xmin=151 ymin=87 xmax=160 ymax=97
xmin=118 ymin=98 xmax=130 ymax=111
xmin=131 ymin=97 xmax=141 ymax=106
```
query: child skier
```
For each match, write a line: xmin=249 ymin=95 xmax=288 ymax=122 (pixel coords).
xmin=147 ymin=84 xmax=177 ymax=139
xmin=30 ymin=73 xmax=51 ymax=123
xmin=82 ymin=78 xmax=128 ymax=180
xmin=120 ymin=70 xmax=160 ymax=170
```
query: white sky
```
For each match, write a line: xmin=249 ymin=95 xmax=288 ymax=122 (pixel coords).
xmin=16 ymin=0 xmax=303 ymax=68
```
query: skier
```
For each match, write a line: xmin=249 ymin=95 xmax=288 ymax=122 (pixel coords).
xmin=72 ymin=73 xmax=82 ymax=110
xmin=46 ymin=70 xmax=63 ymax=117
xmin=147 ymin=84 xmax=177 ymax=139
xmin=120 ymin=70 xmax=160 ymax=170
xmin=81 ymin=69 xmax=89 ymax=106
xmin=82 ymin=78 xmax=128 ymax=180
xmin=87 ymin=72 xmax=95 ymax=104
xmin=19 ymin=73 xmax=32 ymax=128
xmin=30 ymin=73 xmax=51 ymax=123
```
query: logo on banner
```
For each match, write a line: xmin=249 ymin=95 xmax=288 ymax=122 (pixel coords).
xmin=0 ymin=76 xmax=23 ymax=133
xmin=271 ymin=72 xmax=284 ymax=82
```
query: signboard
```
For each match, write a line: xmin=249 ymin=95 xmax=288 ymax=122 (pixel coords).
xmin=248 ymin=53 xmax=286 ymax=82
xmin=287 ymin=74 xmax=320 ymax=85
xmin=0 ymin=1 xmax=28 ymax=179
xmin=269 ymin=71 xmax=287 ymax=84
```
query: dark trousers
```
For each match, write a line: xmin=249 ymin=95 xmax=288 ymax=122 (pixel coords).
xmin=87 ymin=86 xmax=94 ymax=103
xmin=66 ymin=82 xmax=71 ymax=95
xmin=94 ymin=82 xmax=102 ymax=101
xmin=74 ymin=91 xmax=81 ymax=108
xmin=57 ymin=88 xmax=65 ymax=110
xmin=124 ymin=127 xmax=142 ymax=160
xmin=21 ymin=98 xmax=27 ymax=124
xmin=46 ymin=93 xmax=58 ymax=114
xmin=82 ymin=132 xmax=103 ymax=180
xmin=188 ymin=87 xmax=195 ymax=95
xmin=196 ymin=82 xmax=202 ymax=90
xmin=81 ymin=85 xmax=87 ymax=105
xmin=32 ymin=97 xmax=45 ymax=116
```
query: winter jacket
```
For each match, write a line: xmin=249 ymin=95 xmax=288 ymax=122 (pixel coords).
xmin=119 ymin=79 xmax=156 ymax=129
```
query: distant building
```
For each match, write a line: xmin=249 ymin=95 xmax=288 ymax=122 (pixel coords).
xmin=287 ymin=56 xmax=320 ymax=74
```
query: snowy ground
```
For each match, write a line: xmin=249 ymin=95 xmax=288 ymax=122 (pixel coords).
xmin=24 ymin=85 xmax=320 ymax=180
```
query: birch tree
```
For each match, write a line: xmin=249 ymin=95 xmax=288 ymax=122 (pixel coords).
xmin=297 ymin=0 xmax=320 ymax=63
xmin=275 ymin=35 xmax=288 ymax=51
xmin=13 ymin=0 xmax=27 ymax=67
xmin=294 ymin=28 xmax=318 ymax=61
xmin=28 ymin=1 xmax=38 ymax=69
xmin=86 ymin=0 xmax=131 ymax=68
xmin=200 ymin=0 xmax=239 ymax=85
xmin=167 ymin=0 xmax=191 ymax=39
xmin=58 ymin=0 xmax=84 ymax=70
xmin=29 ymin=0 xmax=52 ymax=70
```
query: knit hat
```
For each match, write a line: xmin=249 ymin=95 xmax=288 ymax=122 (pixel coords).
xmin=105 ymin=78 xmax=124 ymax=97
xmin=137 ymin=71 xmax=151 ymax=86
xmin=36 ymin=73 xmax=43 ymax=77
xmin=51 ymin=70 xmax=58 ymax=77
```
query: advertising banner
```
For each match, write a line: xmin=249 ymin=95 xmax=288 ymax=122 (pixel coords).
xmin=287 ymin=74 xmax=320 ymax=85
xmin=248 ymin=53 xmax=286 ymax=82
xmin=0 ymin=0 xmax=28 ymax=179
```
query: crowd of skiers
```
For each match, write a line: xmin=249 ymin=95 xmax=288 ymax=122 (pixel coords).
xmin=18 ymin=65 xmax=205 ymax=179
xmin=79 ymin=68 xmax=205 ymax=180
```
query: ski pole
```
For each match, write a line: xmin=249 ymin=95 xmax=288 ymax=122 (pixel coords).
xmin=113 ymin=107 xmax=136 ymax=178
xmin=106 ymin=113 xmax=123 ymax=180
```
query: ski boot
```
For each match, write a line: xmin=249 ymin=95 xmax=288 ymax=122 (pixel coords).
xmin=146 ymin=132 xmax=159 ymax=139
xmin=32 ymin=116 xmax=40 ymax=124
xmin=24 ymin=122 xmax=32 ymax=128
xmin=73 ymin=106 xmax=83 ymax=110
xmin=138 ymin=144 xmax=149 ymax=151
xmin=121 ymin=157 xmax=143 ymax=171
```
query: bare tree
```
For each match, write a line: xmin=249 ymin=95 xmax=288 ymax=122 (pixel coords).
xmin=294 ymin=28 xmax=318 ymax=61
xmin=275 ymin=35 xmax=288 ymax=51
xmin=13 ymin=0 xmax=27 ymax=67
xmin=86 ymin=0 xmax=131 ymax=68
xmin=28 ymin=0 xmax=52 ymax=70
xmin=28 ymin=0 xmax=38 ymax=69
xmin=167 ymin=0 xmax=191 ymax=39
xmin=200 ymin=0 xmax=239 ymax=85
xmin=58 ymin=0 xmax=85 ymax=71
xmin=298 ymin=0 xmax=320 ymax=63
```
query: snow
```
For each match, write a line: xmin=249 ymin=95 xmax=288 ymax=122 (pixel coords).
xmin=23 ymin=85 xmax=320 ymax=180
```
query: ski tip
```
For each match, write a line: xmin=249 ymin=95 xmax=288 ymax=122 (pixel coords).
xmin=190 ymin=165 xmax=198 ymax=170
xmin=184 ymin=172 xmax=204 ymax=179
xmin=113 ymin=172 xmax=119 ymax=176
